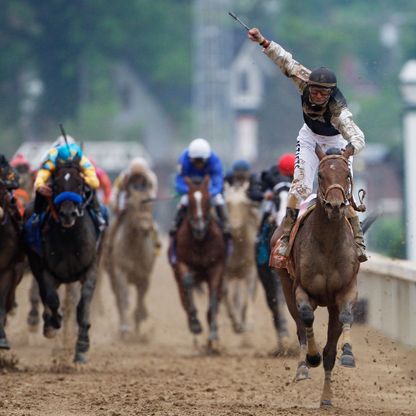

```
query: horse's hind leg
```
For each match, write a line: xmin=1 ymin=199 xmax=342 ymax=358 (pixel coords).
xmin=27 ymin=277 xmax=41 ymax=330
xmin=74 ymin=266 xmax=97 ymax=364
xmin=320 ymin=306 xmax=343 ymax=407
xmin=207 ymin=264 xmax=224 ymax=351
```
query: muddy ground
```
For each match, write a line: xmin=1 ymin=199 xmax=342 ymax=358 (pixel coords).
xmin=0 ymin=241 xmax=415 ymax=416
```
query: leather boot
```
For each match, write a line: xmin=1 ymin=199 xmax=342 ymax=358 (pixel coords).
xmin=349 ymin=214 xmax=368 ymax=262
xmin=277 ymin=207 xmax=299 ymax=257
xmin=169 ymin=205 xmax=187 ymax=237
xmin=215 ymin=204 xmax=231 ymax=239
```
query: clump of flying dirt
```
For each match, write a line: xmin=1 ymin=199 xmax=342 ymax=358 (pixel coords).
xmin=49 ymin=347 xmax=78 ymax=373
xmin=0 ymin=350 xmax=20 ymax=372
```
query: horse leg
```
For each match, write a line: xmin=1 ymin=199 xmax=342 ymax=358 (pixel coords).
xmin=295 ymin=284 xmax=320 ymax=368
xmin=38 ymin=271 xmax=62 ymax=338
xmin=0 ymin=269 xmax=14 ymax=349
xmin=109 ymin=265 xmax=130 ymax=336
xmin=279 ymin=270 xmax=308 ymax=379
xmin=174 ymin=263 xmax=201 ymax=334
xmin=134 ymin=276 xmax=149 ymax=334
xmin=336 ymin=278 xmax=358 ymax=368
xmin=74 ymin=265 xmax=97 ymax=364
xmin=206 ymin=264 xmax=224 ymax=351
xmin=223 ymin=276 xmax=243 ymax=333
xmin=27 ymin=277 xmax=41 ymax=330
xmin=320 ymin=306 xmax=343 ymax=407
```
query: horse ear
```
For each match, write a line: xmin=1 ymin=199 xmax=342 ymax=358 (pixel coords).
xmin=342 ymin=143 xmax=355 ymax=159
xmin=202 ymin=175 xmax=210 ymax=188
xmin=184 ymin=176 xmax=193 ymax=187
xmin=315 ymin=144 xmax=325 ymax=160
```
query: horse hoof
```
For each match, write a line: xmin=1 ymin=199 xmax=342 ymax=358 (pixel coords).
xmin=207 ymin=339 xmax=220 ymax=355
xmin=0 ymin=338 xmax=10 ymax=350
xmin=340 ymin=353 xmax=356 ymax=368
xmin=295 ymin=363 xmax=309 ymax=381
xmin=27 ymin=313 xmax=40 ymax=328
xmin=189 ymin=317 xmax=202 ymax=334
xmin=306 ymin=352 xmax=322 ymax=368
xmin=76 ymin=340 xmax=90 ymax=354
xmin=74 ymin=352 xmax=88 ymax=364
xmin=43 ymin=326 xmax=58 ymax=339
xmin=233 ymin=324 xmax=244 ymax=334
xmin=320 ymin=399 xmax=332 ymax=407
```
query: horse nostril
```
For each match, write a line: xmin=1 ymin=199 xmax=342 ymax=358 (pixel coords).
xmin=325 ymin=202 xmax=332 ymax=210
xmin=340 ymin=202 xmax=346 ymax=210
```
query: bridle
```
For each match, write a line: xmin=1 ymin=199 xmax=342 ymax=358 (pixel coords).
xmin=317 ymin=155 xmax=366 ymax=212
xmin=188 ymin=189 xmax=211 ymax=240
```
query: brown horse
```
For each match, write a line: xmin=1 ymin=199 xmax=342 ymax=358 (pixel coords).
xmin=271 ymin=144 xmax=360 ymax=407
xmin=171 ymin=176 xmax=226 ymax=350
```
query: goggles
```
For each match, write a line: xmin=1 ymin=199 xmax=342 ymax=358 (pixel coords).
xmin=309 ymin=86 xmax=332 ymax=98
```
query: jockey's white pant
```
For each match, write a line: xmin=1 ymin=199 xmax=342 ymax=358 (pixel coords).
xmin=179 ymin=193 xmax=225 ymax=207
xmin=288 ymin=124 xmax=352 ymax=209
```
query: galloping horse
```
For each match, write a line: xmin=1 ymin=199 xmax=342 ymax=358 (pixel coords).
xmin=223 ymin=181 xmax=258 ymax=334
xmin=171 ymin=176 xmax=226 ymax=350
xmin=26 ymin=158 xmax=99 ymax=363
xmin=0 ymin=180 xmax=25 ymax=349
xmin=103 ymin=166 xmax=158 ymax=337
xmin=271 ymin=145 xmax=361 ymax=407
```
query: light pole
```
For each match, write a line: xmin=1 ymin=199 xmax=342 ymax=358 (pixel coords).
xmin=399 ymin=60 xmax=416 ymax=260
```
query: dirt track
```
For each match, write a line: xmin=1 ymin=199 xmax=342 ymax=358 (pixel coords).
xmin=1 ymin=241 xmax=416 ymax=416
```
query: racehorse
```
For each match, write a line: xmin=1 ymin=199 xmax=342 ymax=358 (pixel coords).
xmin=255 ymin=179 xmax=292 ymax=352
xmin=25 ymin=158 xmax=99 ymax=363
xmin=223 ymin=181 xmax=258 ymax=334
xmin=170 ymin=176 xmax=226 ymax=351
xmin=271 ymin=144 xmax=361 ymax=407
xmin=103 ymin=168 xmax=157 ymax=337
xmin=0 ymin=180 xmax=25 ymax=349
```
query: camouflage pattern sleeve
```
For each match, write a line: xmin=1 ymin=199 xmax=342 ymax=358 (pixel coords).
xmin=263 ymin=41 xmax=311 ymax=93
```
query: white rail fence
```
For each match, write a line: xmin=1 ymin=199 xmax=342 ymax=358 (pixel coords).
xmin=359 ymin=253 xmax=416 ymax=347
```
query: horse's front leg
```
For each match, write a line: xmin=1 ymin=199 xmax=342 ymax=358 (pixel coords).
xmin=336 ymin=278 xmax=358 ymax=368
xmin=74 ymin=264 xmax=97 ymax=364
xmin=223 ymin=276 xmax=243 ymax=333
xmin=134 ymin=275 xmax=149 ymax=334
xmin=173 ymin=262 xmax=202 ymax=334
xmin=0 ymin=269 xmax=15 ymax=349
xmin=295 ymin=284 xmax=321 ymax=368
xmin=27 ymin=277 xmax=41 ymax=330
xmin=206 ymin=263 xmax=224 ymax=351
xmin=320 ymin=306 xmax=343 ymax=407
xmin=241 ymin=266 xmax=257 ymax=332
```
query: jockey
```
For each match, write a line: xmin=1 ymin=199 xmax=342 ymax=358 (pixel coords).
xmin=170 ymin=138 xmax=230 ymax=238
xmin=10 ymin=153 xmax=34 ymax=216
xmin=0 ymin=154 xmax=22 ymax=224
xmin=32 ymin=141 xmax=106 ymax=230
xmin=225 ymin=159 xmax=252 ymax=185
xmin=248 ymin=28 xmax=367 ymax=262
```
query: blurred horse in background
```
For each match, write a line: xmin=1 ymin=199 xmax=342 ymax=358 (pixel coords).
xmin=223 ymin=181 xmax=258 ymax=334
xmin=170 ymin=176 xmax=226 ymax=352
xmin=270 ymin=145 xmax=361 ymax=407
xmin=0 ymin=179 xmax=25 ymax=349
xmin=102 ymin=159 xmax=159 ymax=337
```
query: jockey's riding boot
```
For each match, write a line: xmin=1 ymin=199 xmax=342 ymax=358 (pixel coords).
xmin=215 ymin=204 xmax=231 ymax=240
xmin=91 ymin=194 xmax=107 ymax=232
xmin=277 ymin=207 xmax=299 ymax=257
xmin=32 ymin=192 xmax=45 ymax=227
xmin=349 ymin=214 xmax=368 ymax=263
xmin=169 ymin=205 xmax=187 ymax=237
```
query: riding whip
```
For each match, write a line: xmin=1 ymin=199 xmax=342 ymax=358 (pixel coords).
xmin=228 ymin=11 xmax=250 ymax=31
xmin=59 ymin=123 xmax=71 ymax=153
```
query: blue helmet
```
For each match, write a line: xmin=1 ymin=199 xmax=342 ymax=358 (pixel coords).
xmin=57 ymin=143 xmax=83 ymax=161
xmin=232 ymin=159 xmax=251 ymax=172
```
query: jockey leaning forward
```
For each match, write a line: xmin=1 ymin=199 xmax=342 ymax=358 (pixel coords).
xmin=248 ymin=27 xmax=367 ymax=262
xmin=32 ymin=140 xmax=106 ymax=230
xmin=170 ymin=138 xmax=231 ymax=239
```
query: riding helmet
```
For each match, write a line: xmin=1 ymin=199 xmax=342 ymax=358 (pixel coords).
xmin=57 ymin=143 xmax=83 ymax=161
xmin=188 ymin=138 xmax=211 ymax=160
xmin=308 ymin=67 xmax=337 ymax=88
xmin=277 ymin=153 xmax=296 ymax=177
xmin=232 ymin=159 xmax=251 ymax=172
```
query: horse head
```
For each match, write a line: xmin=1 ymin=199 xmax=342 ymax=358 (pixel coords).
xmin=52 ymin=158 xmax=85 ymax=228
xmin=225 ymin=181 xmax=253 ymax=237
xmin=185 ymin=175 xmax=211 ymax=240
xmin=315 ymin=144 xmax=353 ymax=221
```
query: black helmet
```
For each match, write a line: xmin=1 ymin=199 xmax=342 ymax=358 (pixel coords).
xmin=308 ymin=67 xmax=337 ymax=88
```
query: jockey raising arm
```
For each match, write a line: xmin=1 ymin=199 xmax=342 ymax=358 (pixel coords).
xmin=248 ymin=28 xmax=367 ymax=262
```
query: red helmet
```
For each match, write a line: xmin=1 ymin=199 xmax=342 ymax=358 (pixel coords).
xmin=277 ymin=153 xmax=296 ymax=177
xmin=10 ymin=153 xmax=31 ymax=169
